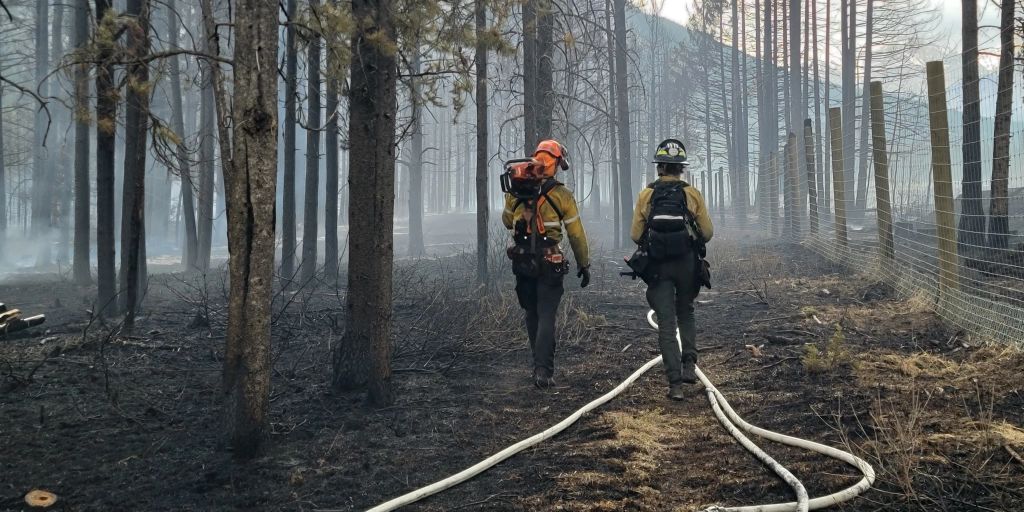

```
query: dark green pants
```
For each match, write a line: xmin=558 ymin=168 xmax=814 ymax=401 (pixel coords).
xmin=646 ymin=255 xmax=699 ymax=384
xmin=515 ymin=273 xmax=564 ymax=373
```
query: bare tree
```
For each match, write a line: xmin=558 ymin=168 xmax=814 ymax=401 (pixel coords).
xmin=406 ymin=49 xmax=425 ymax=257
xmin=613 ymin=0 xmax=632 ymax=246
xmin=475 ymin=0 xmax=489 ymax=285
xmin=811 ymin=0 xmax=825 ymax=212
xmin=119 ymin=0 xmax=151 ymax=329
xmin=300 ymin=0 xmax=323 ymax=285
xmin=95 ymin=0 xmax=117 ymax=315
xmin=197 ymin=39 xmax=215 ymax=272
xmin=789 ymin=0 xmax=803 ymax=233
xmin=605 ymin=0 xmax=620 ymax=243
xmin=988 ymin=0 xmax=1015 ymax=249
xmin=841 ymin=0 xmax=855 ymax=219
xmin=523 ymin=0 xmax=537 ymax=151
xmin=72 ymin=0 xmax=91 ymax=284
xmin=536 ymin=0 xmax=554 ymax=138
xmin=324 ymin=0 xmax=340 ymax=284
xmin=201 ymin=0 xmax=280 ymax=457
xmin=281 ymin=0 xmax=298 ymax=284
xmin=333 ymin=0 xmax=399 ymax=406
xmin=32 ymin=0 xmax=50 ymax=267
xmin=52 ymin=3 xmax=70 ymax=267
xmin=853 ymin=0 xmax=873 ymax=220
xmin=959 ymin=0 xmax=985 ymax=248
xmin=0 ymin=76 xmax=5 ymax=259
xmin=166 ymin=0 xmax=198 ymax=272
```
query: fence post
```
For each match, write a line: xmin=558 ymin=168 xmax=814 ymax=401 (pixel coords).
xmin=869 ymin=81 xmax=895 ymax=265
xmin=828 ymin=107 xmax=848 ymax=249
xmin=804 ymin=119 xmax=819 ymax=235
xmin=925 ymin=61 xmax=960 ymax=293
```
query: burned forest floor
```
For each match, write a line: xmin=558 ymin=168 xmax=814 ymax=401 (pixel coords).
xmin=2 ymin=237 xmax=1023 ymax=511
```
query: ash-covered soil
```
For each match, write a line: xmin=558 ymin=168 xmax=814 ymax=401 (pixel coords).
xmin=2 ymin=238 xmax=1022 ymax=511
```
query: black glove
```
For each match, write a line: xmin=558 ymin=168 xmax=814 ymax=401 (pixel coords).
xmin=577 ymin=266 xmax=591 ymax=288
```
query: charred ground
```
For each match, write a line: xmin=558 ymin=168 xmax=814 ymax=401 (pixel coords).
xmin=1 ymin=238 xmax=1022 ymax=511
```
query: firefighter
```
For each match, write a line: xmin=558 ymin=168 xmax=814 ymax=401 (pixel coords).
xmin=631 ymin=139 xmax=714 ymax=400
xmin=502 ymin=140 xmax=591 ymax=389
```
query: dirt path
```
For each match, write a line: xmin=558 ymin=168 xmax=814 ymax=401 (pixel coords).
xmin=1 ymin=241 xmax=1022 ymax=511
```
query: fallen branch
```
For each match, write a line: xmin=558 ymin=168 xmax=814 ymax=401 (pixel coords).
xmin=1005 ymin=445 xmax=1024 ymax=467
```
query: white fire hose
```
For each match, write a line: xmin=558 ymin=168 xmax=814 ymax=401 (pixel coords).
xmin=362 ymin=310 xmax=875 ymax=512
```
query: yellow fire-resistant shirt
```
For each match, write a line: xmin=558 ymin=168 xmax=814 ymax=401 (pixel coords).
xmin=631 ymin=175 xmax=714 ymax=245
xmin=502 ymin=181 xmax=591 ymax=268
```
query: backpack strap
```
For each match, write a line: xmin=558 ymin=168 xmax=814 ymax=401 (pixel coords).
xmin=539 ymin=179 xmax=565 ymax=221
xmin=512 ymin=180 xmax=565 ymax=237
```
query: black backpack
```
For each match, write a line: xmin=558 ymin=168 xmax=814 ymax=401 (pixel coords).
xmin=644 ymin=181 xmax=698 ymax=260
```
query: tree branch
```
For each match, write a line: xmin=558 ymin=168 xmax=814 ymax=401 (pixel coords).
xmin=0 ymin=73 xmax=53 ymax=146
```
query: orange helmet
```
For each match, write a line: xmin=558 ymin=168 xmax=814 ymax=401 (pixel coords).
xmin=533 ymin=139 xmax=570 ymax=171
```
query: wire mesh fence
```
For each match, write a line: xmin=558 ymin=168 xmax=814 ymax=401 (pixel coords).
xmin=726 ymin=53 xmax=1024 ymax=348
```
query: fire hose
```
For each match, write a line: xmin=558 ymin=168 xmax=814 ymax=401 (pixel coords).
xmin=363 ymin=310 xmax=875 ymax=512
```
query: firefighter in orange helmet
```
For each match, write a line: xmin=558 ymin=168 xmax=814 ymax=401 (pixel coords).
xmin=502 ymin=140 xmax=591 ymax=388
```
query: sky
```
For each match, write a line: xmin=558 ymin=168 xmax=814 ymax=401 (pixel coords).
xmin=651 ymin=0 xmax=1002 ymax=55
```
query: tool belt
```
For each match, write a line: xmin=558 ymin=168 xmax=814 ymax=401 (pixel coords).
xmin=508 ymin=241 xmax=568 ymax=279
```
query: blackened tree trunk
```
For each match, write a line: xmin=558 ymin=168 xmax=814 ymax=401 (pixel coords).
xmin=0 ymin=78 xmax=6 ymax=259
xmin=120 ymin=0 xmax=150 ymax=330
xmin=95 ymin=0 xmax=117 ymax=315
xmin=758 ymin=0 xmax=772 ymax=221
xmin=407 ymin=50 xmax=425 ymax=257
xmin=475 ymin=0 xmax=489 ymax=285
xmin=822 ymin=0 xmax=831 ymax=211
xmin=300 ymin=0 xmax=323 ymax=285
xmin=203 ymin=0 xmax=279 ymax=458
xmin=333 ymin=0 xmax=398 ymax=406
xmin=613 ymin=0 xmax=632 ymax=247
xmin=854 ymin=0 xmax=873 ymax=220
xmin=959 ymin=0 xmax=985 ymax=248
xmin=988 ymin=0 xmax=1015 ymax=249
xmin=731 ymin=0 xmax=748 ymax=223
xmin=605 ymin=0 xmax=619 ymax=244
xmin=324 ymin=9 xmax=340 ymax=284
xmin=535 ymin=0 xmax=554 ymax=138
xmin=52 ymin=3 xmax=71 ymax=267
xmin=718 ymin=14 xmax=733 ymax=211
xmin=522 ymin=0 xmax=537 ymax=152
xmin=168 ymin=0 xmax=198 ymax=271
xmin=281 ymin=0 xmax=299 ymax=283
xmin=72 ymin=0 xmax=91 ymax=284
xmin=33 ymin=0 xmax=50 ymax=267
xmin=841 ymin=0 xmax=855 ymax=219
xmin=789 ymin=0 xmax=803 ymax=231
xmin=812 ymin=0 xmax=825 ymax=212
xmin=197 ymin=59 xmax=216 ymax=272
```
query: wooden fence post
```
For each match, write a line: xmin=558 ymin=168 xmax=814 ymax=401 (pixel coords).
xmin=925 ymin=61 xmax=960 ymax=292
xmin=828 ymin=107 xmax=848 ymax=249
xmin=804 ymin=119 xmax=819 ymax=235
xmin=869 ymin=81 xmax=895 ymax=264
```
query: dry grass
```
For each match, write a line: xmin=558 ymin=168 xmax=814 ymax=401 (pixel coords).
xmin=840 ymin=341 xmax=1024 ymax=509
xmin=552 ymin=409 xmax=688 ymax=510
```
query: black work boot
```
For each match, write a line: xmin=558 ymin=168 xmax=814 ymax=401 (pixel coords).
xmin=680 ymin=357 xmax=697 ymax=384
xmin=533 ymin=367 xmax=555 ymax=389
xmin=667 ymin=381 xmax=687 ymax=401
